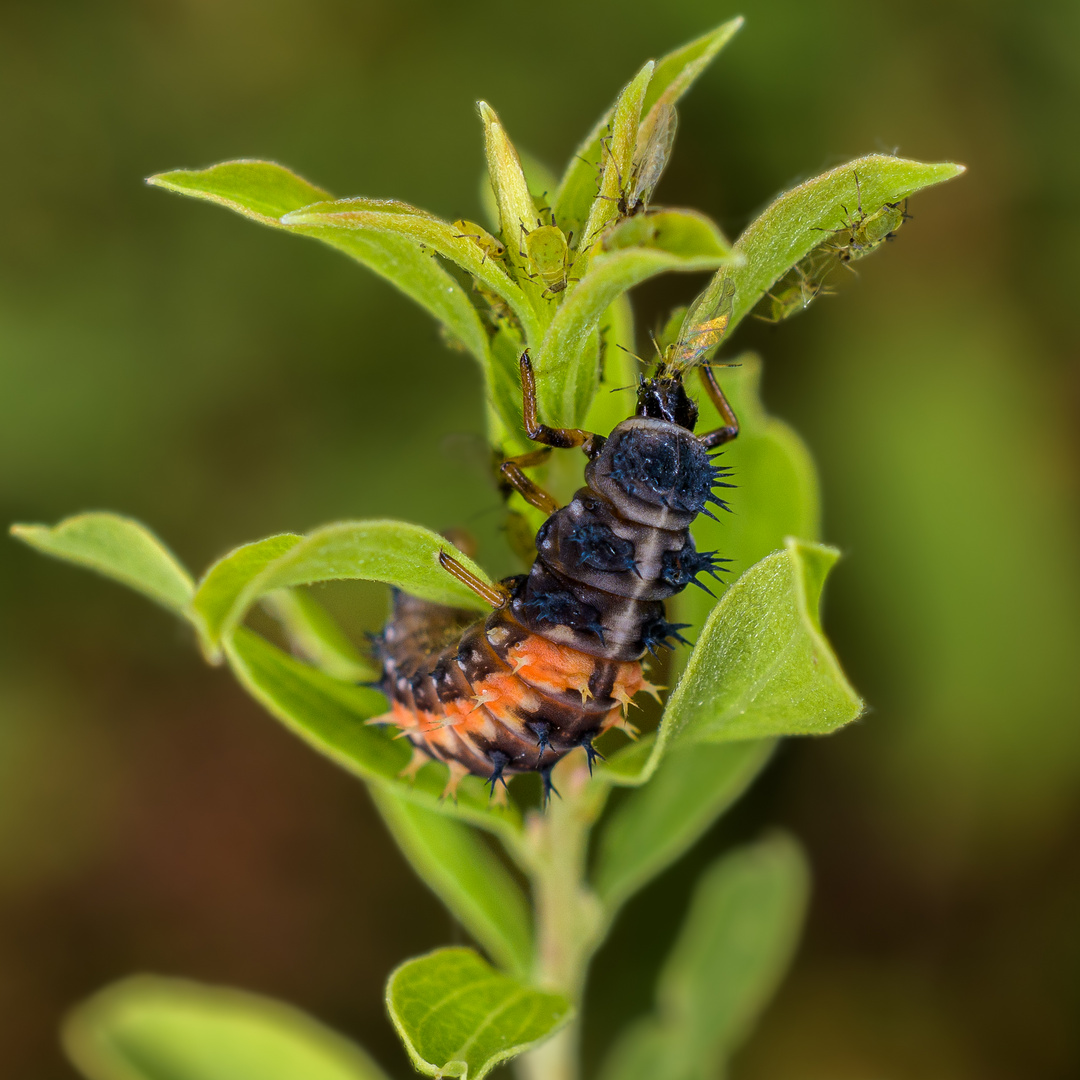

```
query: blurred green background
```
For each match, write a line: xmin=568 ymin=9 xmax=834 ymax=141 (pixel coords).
xmin=2 ymin=1 xmax=1078 ymax=1077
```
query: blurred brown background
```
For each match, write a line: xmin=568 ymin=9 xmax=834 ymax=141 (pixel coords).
xmin=2 ymin=1 xmax=1078 ymax=1077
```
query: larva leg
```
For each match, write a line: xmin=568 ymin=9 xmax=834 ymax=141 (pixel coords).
xmin=441 ymin=759 xmax=470 ymax=801
xmin=499 ymin=447 xmax=559 ymax=514
xmin=438 ymin=551 xmax=509 ymax=608
xmin=697 ymin=364 xmax=740 ymax=449
xmin=518 ymin=352 xmax=603 ymax=454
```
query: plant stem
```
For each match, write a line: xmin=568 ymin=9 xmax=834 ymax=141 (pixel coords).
xmin=517 ymin=760 xmax=607 ymax=1080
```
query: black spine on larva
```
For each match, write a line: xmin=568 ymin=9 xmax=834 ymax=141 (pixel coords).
xmin=511 ymin=375 xmax=733 ymax=662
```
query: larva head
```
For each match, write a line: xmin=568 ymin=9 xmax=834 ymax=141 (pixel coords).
xmin=635 ymin=364 xmax=698 ymax=430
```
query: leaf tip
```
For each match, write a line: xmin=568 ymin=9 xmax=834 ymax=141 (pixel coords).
xmin=9 ymin=522 xmax=48 ymax=551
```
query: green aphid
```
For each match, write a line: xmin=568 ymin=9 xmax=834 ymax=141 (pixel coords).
xmin=452 ymin=219 xmax=507 ymax=265
xmin=520 ymin=219 xmax=574 ymax=297
xmin=626 ymin=101 xmax=678 ymax=215
xmin=756 ymin=255 xmax=836 ymax=323
xmin=828 ymin=173 xmax=911 ymax=265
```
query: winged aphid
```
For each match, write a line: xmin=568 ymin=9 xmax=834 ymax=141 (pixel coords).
xmin=754 ymin=252 xmax=837 ymax=324
xmin=598 ymin=101 xmax=679 ymax=223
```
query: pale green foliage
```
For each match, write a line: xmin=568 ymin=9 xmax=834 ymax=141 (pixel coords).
xmin=10 ymin=16 xmax=963 ymax=1080
xmin=64 ymin=977 xmax=388 ymax=1080
xmin=598 ymin=835 xmax=809 ymax=1080
xmin=11 ymin=514 xmax=193 ymax=615
xmin=386 ymin=949 xmax=572 ymax=1080
xmin=370 ymin=789 xmax=534 ymax=977
xmin=665 ymin=540 xmax=864 ymax=745
xmin=594 ymin=741 xmax=774 ymax=915
xmin=261 ymin=588 xmax=379 ymax=683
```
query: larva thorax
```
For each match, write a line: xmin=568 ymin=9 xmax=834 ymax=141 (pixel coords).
xmin=514 ymin=416 xmax=731 ymax=661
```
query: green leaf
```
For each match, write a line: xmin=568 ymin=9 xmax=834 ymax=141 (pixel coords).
xmin=488 ymin=321 xmax=530 ymax=450
xmin=657 ymin=835 xmax=809 ymax=1069
xmin=642 ymin=18 xmax=744 ymax=115
xmin=554 ymin=17 xmax=743 ymax=239
xmin=593 ymin=740 xmax=773 ymax=914
xmin=149 ymin=161 xmax=491 ymax=371
xmin=595 ymin=1019 xmax=668 ymax=1080
xmin=611 ymin=539 xmax=861 ymax=790
xmin=224 ymin=627 xmax=522 ymax=840
xmin=599 ymin=835 xmax=808 ymax=1080
xmin=672 ymin=354 xmax=820 ymax=645
xmin=262 ymin=588 xmax=380 ymax=683
xmin=10 ymin=513 xmax=193 ymax=616
xmin=706 ymin=154 xmax=965 ymax=336
xmin=535 ymin=245 xmax=733 ymax=427
xmin=664 ymin=539 xmax=864 ymax=747
xmin=279 ymin=197 xmax=542 ymax=442
xmin=370 ymin=786 xmax=533 ymax=977
xmin=477 ymin=148 xmax=559 ymax=237
xmin=386 ymin=948 xmax=571 ymax=1080
xmin=64 ymin=976 xmax=388 ymax=1080
xmin=478 ymin=103 xmax=543 ymax=302
xmin=190 ymin=534 xmax=303 ymax=659
xmin=280 ymin=199 xmax=540 ymax=344
xmin=147 ymin=159 xmax=329 ymax=222
xmin=215 ymin=521 xmax=494 ymax=646
xmin=598 ymin=209 xmax=731 ymax=259
xmin=581 ymin=292 xmax=638 ymax=439
xmin=578 ymin=61 xmax=654 ymax=273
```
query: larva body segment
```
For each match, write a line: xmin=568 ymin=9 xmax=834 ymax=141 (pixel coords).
xmin=374 ymin=358 xmax=738 ymax=793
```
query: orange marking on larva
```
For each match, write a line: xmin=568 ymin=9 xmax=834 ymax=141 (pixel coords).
xmin=442 ymin=695 xmax=500 ymax=739
xmin=472 ymin=671 xmax=544 ymax=716
xmin=369 ymin=700 xmax=423 ymax=731
xmin=423 ymin=723 xmax=461 ymax=756
xmin=507 ymin=636 xmax=597 ymax=699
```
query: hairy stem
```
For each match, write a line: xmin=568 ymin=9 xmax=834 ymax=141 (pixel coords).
xmin=517 ymin=760 xmax=608 ymax=1080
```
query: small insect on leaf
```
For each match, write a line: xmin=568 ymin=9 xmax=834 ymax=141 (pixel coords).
xmin=628 ymin=102 xmax=678 ymax=215
xmin=668 ymin=276 xmax=736 ymax=370
xmin=452 ymin=219 xmax=507 ymax=265
xmin=521 ymin=219 xmax=574 ymax=297
xmin=755 ymin=252 xmax=836 ymax=324
xmin=825 ymin=172 xmax=910 ymax=265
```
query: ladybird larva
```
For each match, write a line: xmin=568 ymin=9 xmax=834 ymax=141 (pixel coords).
xmin=373 ymin=346 xmax=738 ymax=800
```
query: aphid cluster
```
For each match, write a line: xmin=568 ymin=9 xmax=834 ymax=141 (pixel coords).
xmin=755 ymin=172 xmax=911 ymax=325
xmin=374 ymin=277 xmax=739 ymax=798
